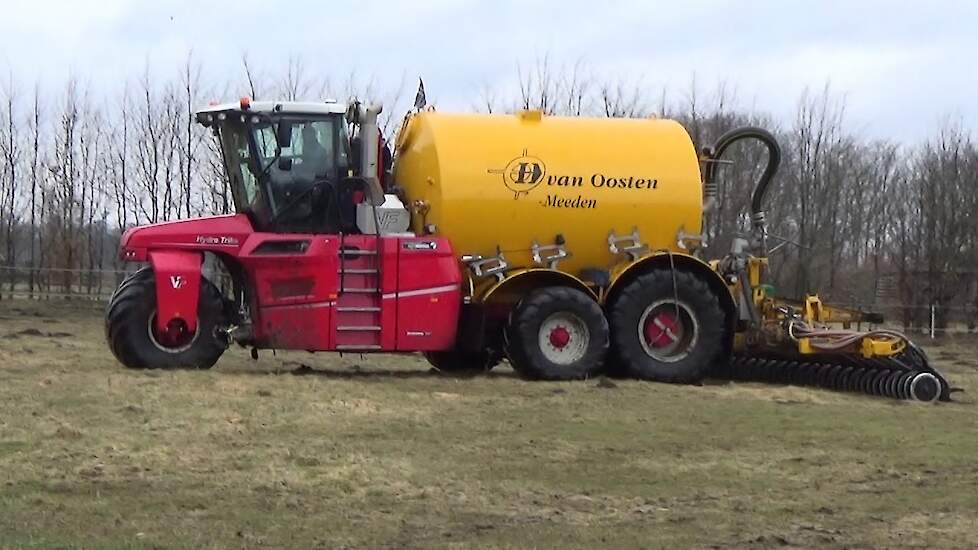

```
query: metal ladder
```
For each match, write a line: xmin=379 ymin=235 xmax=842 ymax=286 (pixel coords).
xmin=335 ymin=235 xmax=384 ymax=351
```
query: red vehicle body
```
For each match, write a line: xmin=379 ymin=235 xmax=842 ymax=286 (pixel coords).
xmin=119 ymin=213 xmax=462 ymax=353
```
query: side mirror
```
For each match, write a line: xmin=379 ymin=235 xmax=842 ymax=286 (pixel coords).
xmin=278 ymin=157 xmax=293 ymax=171
xmin=276 ymin=122 xmax=292 ymax=148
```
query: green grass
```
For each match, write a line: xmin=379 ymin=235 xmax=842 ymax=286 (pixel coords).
xmin=1 ymin=301 xmax=977 ymax=548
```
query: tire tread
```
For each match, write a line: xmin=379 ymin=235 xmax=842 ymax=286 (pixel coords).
xmin=505 ymin=286 xmax=609 ymax=381
xmin=610 ymin=269 xmax=726 ymax=383
xmin=105 ymin=268 xmax=227 ymax=369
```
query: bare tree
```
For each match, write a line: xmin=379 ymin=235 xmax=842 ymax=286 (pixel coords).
xmin=26 ymin=81 xmax=43 ymax=297
xmin=178 ymin=52 xmax=206 ymax=218
xmin=241 ymin=53 xmax=263 ymax=100
xmin=782 ymin=84 xmax=848 ymax=295
xmin=279 ymin=55 xmax=312 ymax=102
xmin=0 ymin=52 xmax=968 ymax=316
xmin=0 ymin=73 xmax=21 ymax=296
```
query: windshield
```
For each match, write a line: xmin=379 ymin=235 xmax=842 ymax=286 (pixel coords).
xmin=216 ymin=113 xmax=351 ymax=232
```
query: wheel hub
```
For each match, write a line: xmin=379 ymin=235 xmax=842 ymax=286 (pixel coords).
xmin=156 ymin=318 xmax=194 ymax=348
xmin=637 ymin=301 xmax=698 ymax=362
xmin=549 ymin=326 xmax=571 ymax=349
xmin=644 ymin=311 xmax=680 ymax=348
xmin=148 ymin=311 xmax=201 ymax=354
xmin=538 ymin=312 xmax=590 ymax=365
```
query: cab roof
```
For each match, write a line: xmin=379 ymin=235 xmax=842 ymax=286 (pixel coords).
xmin=194 ymin=99 xmax=348 ymax=126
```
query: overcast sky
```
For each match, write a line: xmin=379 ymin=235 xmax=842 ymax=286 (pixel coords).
xmin=1 ymin=0 xmax=975 ymax=142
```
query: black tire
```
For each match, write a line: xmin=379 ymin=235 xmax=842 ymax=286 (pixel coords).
xmin=504 ymin=286 xmax=609 ymax=380
xmin=423 ymin=349 xmax=500 ymax=373
xmin=105 ymin=268 xmax=229 ymax=369
xmin=609 ymin=269 xmax=725 ymax=383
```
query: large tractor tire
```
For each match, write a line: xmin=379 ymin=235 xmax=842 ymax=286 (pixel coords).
xmin=424 ymin=349 xmax=500 ymax=373
xmin=609 ymin=269 xmax=725 ymax=383
xmin=105 ymin=267 xmax=229 ymax=369
xmin=504 ymin=286 xmax=609 ymax=380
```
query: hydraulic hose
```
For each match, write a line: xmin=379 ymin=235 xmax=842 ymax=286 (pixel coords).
xmin=704 ymin=126 xmax=782 ymax=216
xmin=704 ymin=127 xmax=782 ymax=254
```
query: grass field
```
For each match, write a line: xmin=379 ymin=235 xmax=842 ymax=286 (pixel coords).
xmin=1 ymin=301 xmax=976 ymax=549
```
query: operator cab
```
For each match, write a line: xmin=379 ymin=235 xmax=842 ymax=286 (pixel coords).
xmin=195 ymin=99 xmax=400 ymax=235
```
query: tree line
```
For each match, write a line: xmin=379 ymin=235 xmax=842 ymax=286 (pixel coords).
xmin=0 ymin=56 xmax=974 ymax=327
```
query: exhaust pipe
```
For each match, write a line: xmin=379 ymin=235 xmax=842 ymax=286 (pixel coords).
xmin=348 ymin=102 xmax=386 ymax=206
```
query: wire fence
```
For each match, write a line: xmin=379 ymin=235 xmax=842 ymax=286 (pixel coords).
xmin=0 ymin=265 xmax=975 ymax=337
xmin=0 ymin=265 xmax=138 ymax=301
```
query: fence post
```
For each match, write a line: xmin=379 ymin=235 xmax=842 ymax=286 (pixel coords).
xmin=930 ymin=304 xmax=936 ymax=339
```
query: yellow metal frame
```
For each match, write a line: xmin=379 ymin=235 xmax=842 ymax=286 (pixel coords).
xmin=730 ymin=253 xmax=906 ymax=359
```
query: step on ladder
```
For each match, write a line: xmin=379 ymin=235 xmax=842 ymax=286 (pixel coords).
xmin=335 ymin=238 xmax=384 ymax=351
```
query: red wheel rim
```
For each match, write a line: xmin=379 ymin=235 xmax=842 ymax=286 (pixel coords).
xmin=155 ymin=318 xmax=194 ymax=348
xmin=147 ymin=311 xmax=200 ymax=353
xmin=638 ymin=301 xmax=698 ymax=362
xmin=643 ymin=310 xmax=681 ymax=349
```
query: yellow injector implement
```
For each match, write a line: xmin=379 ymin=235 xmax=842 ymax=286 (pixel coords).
xmin=702 ymin=128 xmax=951 ymax=402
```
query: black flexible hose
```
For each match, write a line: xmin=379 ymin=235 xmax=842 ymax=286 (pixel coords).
xmin=704 ymin=126 xmax=782 ymax=216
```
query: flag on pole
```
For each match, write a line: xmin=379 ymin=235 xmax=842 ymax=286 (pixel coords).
xmin=414 ymin=78 xmax=426 ymax=110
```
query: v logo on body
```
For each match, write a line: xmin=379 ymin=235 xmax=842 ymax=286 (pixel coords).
xmin=170 ymin=275 xmax=187 ymax=290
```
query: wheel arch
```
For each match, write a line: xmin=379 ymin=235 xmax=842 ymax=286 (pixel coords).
xmin=478 ymin=268 xmax=598 ymax=308
xmin=204 ymin=251 xmax=249 ymax=300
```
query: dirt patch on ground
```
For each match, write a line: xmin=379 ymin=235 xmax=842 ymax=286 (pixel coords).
xmin=3 ymin=327 xmax=74 ymax=339
xmin=4 ymin=327 xmax=43 ymax=338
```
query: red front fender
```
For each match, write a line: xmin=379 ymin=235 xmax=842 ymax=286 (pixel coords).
xmin=149 ymin=250 xmax=203 ymax=335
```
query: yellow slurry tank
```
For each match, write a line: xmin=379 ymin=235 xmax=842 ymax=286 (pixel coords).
xmin=393 ymin=110 xmax=703 ymax=276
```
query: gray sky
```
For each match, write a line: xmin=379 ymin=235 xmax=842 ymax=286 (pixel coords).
xmin=2 ymin=0 xmax=975 ymax=141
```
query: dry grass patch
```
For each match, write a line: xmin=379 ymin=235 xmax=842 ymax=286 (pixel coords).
xmin=0 ymin=301 xmax=976 ymax=548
